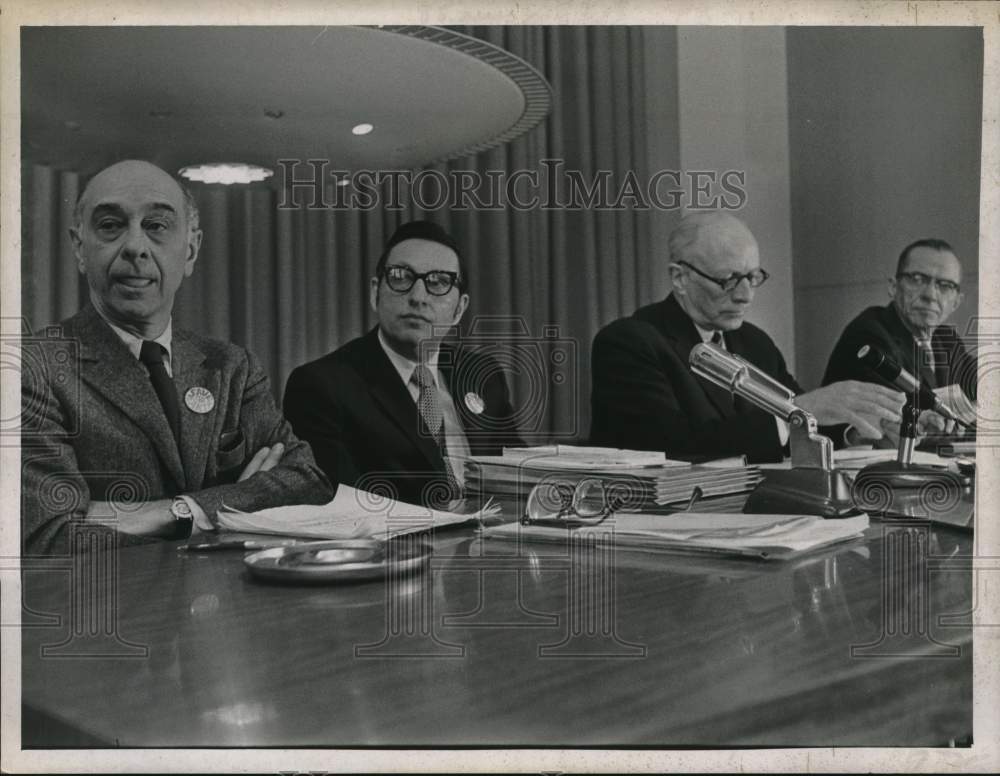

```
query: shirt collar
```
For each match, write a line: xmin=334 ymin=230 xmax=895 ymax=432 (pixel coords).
xmin=377 ymin=328 xmax=440 ymax=387
xmin=694 ymin=323 xmax=718 ymax=343
xmin=105 ymin=318 xmax=174 ymax=367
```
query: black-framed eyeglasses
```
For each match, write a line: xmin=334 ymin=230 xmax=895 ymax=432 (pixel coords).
xmin=896 ymin=271 xmax=960 ymax=296
xmin=522 ymin=479 xmax=624 ymax=528
xmin=677 ymin=260 xmax=770 ymax=292
xmin=382 ymin=265 xmax=461 ymax=296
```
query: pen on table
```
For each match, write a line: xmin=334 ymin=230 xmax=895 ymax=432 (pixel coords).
xmin=179 ymin=539 xmax=302 ymax=552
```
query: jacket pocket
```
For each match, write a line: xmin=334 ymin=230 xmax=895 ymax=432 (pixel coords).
xmin=215 ymin=429 xmax=247 ymax=473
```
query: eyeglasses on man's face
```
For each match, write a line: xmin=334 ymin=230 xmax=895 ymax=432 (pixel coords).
xmin=896 ymin=271 xmax=960 ymax=296
xmin=522 ymin=478 xmax=625 ymax=528
xmin=382 ymin=265 xmax=461 ymax=296
xmin=677 ymin=260 xmax=770 ymax=292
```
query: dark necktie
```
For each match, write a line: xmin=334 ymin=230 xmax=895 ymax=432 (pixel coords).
xmin=139 ymin=340 xmax=181 ymax=448
xmin=710 ymin=331 xmax=736 ymax=413
xmin=411 ymin=365 xmax=461 ymax=493
xmin=916 ymin=338 xmax=937 ymax=390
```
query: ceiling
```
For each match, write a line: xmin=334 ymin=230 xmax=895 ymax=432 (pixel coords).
xmin=20 ymin=26 xmax=552 ymax=179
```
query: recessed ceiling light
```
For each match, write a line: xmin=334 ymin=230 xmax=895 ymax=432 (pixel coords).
xmin=352 ymin=123 xmax=374 ymax=136
xmin=178 ymin=163 xmax=274 ymax=185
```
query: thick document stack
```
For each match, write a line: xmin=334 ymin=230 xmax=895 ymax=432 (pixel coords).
xmin=462 ymin=445 xmax=763 ymax=512
xmin=487 ymin=513 xmax=870 ymax=561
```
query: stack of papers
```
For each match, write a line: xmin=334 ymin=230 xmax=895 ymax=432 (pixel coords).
xmin=463 ymin=445 xmax=762 ymax=510
xmin=487 ymin=513 xmax=869 ymax=561
xmin=213 ymin=485 xmax=498 ymax=540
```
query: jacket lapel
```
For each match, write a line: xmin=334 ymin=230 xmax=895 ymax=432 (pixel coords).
xmin=360 ymin=329 xmax=443 ymax=468
xmin=172 ymin=331 xmax=219 ymax=491
xmin=658 ymin=295 xmax=737 ymax=418
xmin=73 ymin=307 xmax=186 ymax=489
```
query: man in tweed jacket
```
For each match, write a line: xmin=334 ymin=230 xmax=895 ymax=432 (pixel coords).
xmin=21 ymin=160 xmax=332 ymax=554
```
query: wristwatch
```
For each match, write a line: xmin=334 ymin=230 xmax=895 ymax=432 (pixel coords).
xmin=169 ymin=497 xmax=195 ymax=540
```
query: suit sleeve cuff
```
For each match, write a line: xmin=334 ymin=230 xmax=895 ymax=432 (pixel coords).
xmin=180 ymin=495 xmax=214 ymax=533
xmin=775 ymin=417 xmax=789 ymax=447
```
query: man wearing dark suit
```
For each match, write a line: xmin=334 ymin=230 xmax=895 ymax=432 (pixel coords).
xmin=21 ymin=160 xmax=333 ymax=555
xmin=284 ymin=221 xmax=523 ymax=507
xmin=590 ymin=212 xmax=905 ymax=462
xmin=823 ymin=239 xmax=976 ymax=414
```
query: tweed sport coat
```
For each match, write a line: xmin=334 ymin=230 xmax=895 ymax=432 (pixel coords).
xmin=21 ymin=305 xmax=333 ymax=554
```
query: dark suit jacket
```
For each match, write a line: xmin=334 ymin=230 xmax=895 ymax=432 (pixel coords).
xmin=589 ymin=294 xmax=803 ymax=463
xmin=21 ymin=305 xmax=333 ymax=555
xmin=283 ymin=327 xmax=524 ymax=506
xmin=823 ymin=303 xmax=977 ymax=401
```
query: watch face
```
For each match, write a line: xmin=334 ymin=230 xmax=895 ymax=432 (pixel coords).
xmin=171 ymin=499 xmax=194 ymax=520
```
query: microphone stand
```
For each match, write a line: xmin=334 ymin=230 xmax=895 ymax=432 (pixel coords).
xmin=689 ymin=343 xmax=857 ymax=518
xmin=742 ymin=407 xmax=859 ymax=518
xmin=852 ymin=397 xmax=972 ymax=517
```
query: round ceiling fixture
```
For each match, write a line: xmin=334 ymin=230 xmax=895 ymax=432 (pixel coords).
xmin=179 ymin=163 xmax=274 ymax=185
xmin=352 ymin=123 xmax=374 ymax=136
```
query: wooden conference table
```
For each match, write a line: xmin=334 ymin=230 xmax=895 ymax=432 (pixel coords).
xmin=21 ymin=505 xmax=973 ymax=748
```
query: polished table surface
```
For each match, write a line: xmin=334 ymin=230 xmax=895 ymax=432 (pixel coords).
xmin=21 ymin=515 xmax=973 ymax=748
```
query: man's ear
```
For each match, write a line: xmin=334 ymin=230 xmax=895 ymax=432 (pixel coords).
xmin=887 ymin=277 xmax=898 ymax=300
xmin=452 ymin=292 xmax=470 ymax=325
xmin=369 ymin=276 xmax=380 ymax=313
xmin=70 ymin=226 xmax=85 ymax=275
xmin=668 ymin=263 xmax=686 ymax=294
xmin=183 ymin=229 xmax=203 ymax=278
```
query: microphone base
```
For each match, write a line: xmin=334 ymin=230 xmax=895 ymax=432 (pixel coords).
xmin=743 ymin=468 xmax=859 ymax=519
xmin=852 ymin=461 xmax=973 ymax=518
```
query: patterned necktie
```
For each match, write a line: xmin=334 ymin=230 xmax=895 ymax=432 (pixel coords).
xmin=711 ymin=331 xmax=725 ymax=349
xmin=411 ymin=364 xmax=460 ymax=493
xmin=139 ymin=340 xmax=181 ymax=448
xmin=916 ymin=338 xmax=937 ymax=390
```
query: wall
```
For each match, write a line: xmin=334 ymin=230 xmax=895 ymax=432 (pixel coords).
xmin=677 ymin=26 xmax=796 ymax=369
xmin=787 ymin=27 xmax=983 ymax=390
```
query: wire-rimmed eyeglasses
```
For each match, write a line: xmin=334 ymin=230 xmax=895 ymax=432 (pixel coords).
xmin=522 ymin=478 xmax=624 ymax=527
xmin=382 ymin=265 xmax=461 ymax=296
xmin=896 ymin=271 xmax=960 ymax=296
xmin=676 ymin=260 xmax=770 ymax=292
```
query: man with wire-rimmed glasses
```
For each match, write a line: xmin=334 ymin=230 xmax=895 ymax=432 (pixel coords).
xmin=284 ymin=220 xmax=523 ymax=507
xmin=823 ymin=238 xmax=977 ymax=435
xmin=590 ymin=211 xmax=905 ymax=463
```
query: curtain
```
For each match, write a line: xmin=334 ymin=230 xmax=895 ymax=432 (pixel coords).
xmin=20 ymin=26 xmax=681 ymax=442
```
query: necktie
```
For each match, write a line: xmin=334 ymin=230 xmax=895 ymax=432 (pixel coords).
xmin=411 ymin=365 xmax=460 ymax=493
xmin=708 ymin=332 xmax=735 ymax=413
xmin=139 ymin=340 xmax=181 ymax=448
xmin=916 ymin=339 xmax=937 ymax=390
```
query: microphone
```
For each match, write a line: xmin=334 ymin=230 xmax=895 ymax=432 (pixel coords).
xmin=689 ymin=343 xmax=800 ymax=420
xmin=855 ymin=344 xmax=962 ymax=424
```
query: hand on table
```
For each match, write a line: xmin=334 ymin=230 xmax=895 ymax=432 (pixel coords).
xmin=793 ymin=381 xmax=905 ymax=440
xmin=238 ymin=442 xmax=285 ymax=481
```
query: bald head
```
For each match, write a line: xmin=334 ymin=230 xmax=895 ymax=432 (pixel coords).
xmin=74 ymin=160 xmax=199 ymax=233
xmin=70 ymin=159 xmax=203 ymax=339
xmin=669 ymin=212 xmax=759 ymax=272
xmin=667 ymin=212 xmax=763 ymax=331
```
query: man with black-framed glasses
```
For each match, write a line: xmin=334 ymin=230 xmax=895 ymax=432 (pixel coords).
xmin=823 ymin=238 xmax=977 ymax=431
xmin=590 ymin=212 xmax=905 ymax=463
xmin=283 ymin=220 xmax=523 ymax=506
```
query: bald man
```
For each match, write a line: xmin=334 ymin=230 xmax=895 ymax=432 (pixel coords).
xmin=21 ymin=160 xmax=333 ymax=554
xmin=589 ymin=212 xmax=904 ymax=463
